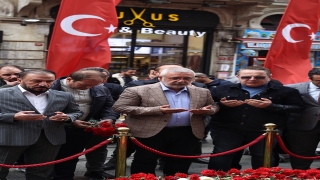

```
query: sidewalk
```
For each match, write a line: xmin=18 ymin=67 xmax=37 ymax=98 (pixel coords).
xmin=6 ymin=138 xmax=320 ymax=179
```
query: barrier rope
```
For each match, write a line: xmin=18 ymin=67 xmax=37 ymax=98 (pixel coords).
xmin=275 ymin=134 xmax=320 ymax=160
xmin=0 ymin=138 xmax=113 ymax=169
xmin=130 ymin=134 xmax=266 ymax=159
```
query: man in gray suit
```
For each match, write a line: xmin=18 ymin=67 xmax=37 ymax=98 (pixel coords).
xmin=0 ymin=69 xmax=83 ymax=180
xmin=286 ymin=68 xmax=320 ymax=169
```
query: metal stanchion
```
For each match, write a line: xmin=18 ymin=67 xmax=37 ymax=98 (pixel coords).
xmin=263 ymin=123 xmax=276 ymax=167
xmin=115 ymin=127 xmax=130 ymax=178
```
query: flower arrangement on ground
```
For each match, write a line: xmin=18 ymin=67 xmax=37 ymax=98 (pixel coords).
xmin=114 ymin=167 xmax=320 ymax=180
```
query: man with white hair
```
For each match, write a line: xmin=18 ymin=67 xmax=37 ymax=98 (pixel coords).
xmin=113 ymin=67 xmax=219 ymax=175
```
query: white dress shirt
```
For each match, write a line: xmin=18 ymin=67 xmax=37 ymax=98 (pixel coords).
xmin=308 ymin=82 xmax=320 ymax=102
xmin=18 ymin=85 xmax=49 ymax=114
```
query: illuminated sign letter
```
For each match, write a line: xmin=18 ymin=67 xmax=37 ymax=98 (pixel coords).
xmin=154 ymin=30 xmax=165 ymax=34
xmin=141 ymin=28 xmax=153 ymax=34
xmin=168 ymin=14 xmax=179 ymax=21
xmin=118 ymin=12 xmax=124 ymax=19
xmin=151 ymin=13 xmax=163 ymax=21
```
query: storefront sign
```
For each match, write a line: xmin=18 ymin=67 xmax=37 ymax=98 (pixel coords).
xmin=118 ymin=27 xmax=206 ymax=38
xmin=243 ymin=29 xmax=320 ymax=41
xmin=116 ymin=7 xmax=219 ymax=28
xmin=245 ymin=43 xmax=271 ymax=49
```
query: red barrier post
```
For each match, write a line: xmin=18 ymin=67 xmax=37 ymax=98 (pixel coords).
xmin=115 ymin=127 xmax=130 ymax=178
xmin=263 ymin=123 xmax=276 ymax=167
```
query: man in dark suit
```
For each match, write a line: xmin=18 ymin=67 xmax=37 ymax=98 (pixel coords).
xmin=285 ymin=68 xmax=320 ymax=169
xmin=113 ymin=67 xmax=219 ymax=175
xmin=0 ymin=69 xmax=83 ymax=180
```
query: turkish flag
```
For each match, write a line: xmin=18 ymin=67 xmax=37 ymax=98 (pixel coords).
xmin=46 ymin=0 xmax=119 ymax=78
xmin=264 ymin=0 xmax=319 ymax=84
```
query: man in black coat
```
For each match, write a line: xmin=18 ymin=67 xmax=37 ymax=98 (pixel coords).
xmin=208 ymin=66 xmax=304 ymax=171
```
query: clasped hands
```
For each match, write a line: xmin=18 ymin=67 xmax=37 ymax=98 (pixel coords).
xmin=160 ymin=105 xmax=212 ymax=114
xmin=14 ymin=111 xmax=69 ymax=121
xmin=220 ymin=97 xmax=271 ymax=108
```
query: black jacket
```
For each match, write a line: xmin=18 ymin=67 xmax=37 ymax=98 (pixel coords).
xmin=103 ymin=83 xmax=123 ymax=101
xmin=51 ymin=77 xmax=119 ymax=121
xmin=124 ymin=77 xmax=207 ymax=89
xmin=206 ymin=78 xmax=233 ymax=91
xmin=210 ymin=83 xmax=305 ymax=131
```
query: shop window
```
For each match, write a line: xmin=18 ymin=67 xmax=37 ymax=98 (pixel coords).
xmin=187 ymin=35 xmax=204 ymax=72
xmin=108 ymin=31 xmax=132 ymax=74
xmin=261 ymin=14 xmax=282 ymax=30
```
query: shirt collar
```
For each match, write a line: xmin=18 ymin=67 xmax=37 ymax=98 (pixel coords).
xmin=159 ymin=82 xmax=188 ymax=92
xmin=309 ymin=81 xmax=319 ymax=90
xmin=18 ymin=85 xmax=49 ymax=95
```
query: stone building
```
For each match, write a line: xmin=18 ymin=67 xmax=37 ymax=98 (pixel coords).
xmin=0 ymin=0 xmax=289 ymax=77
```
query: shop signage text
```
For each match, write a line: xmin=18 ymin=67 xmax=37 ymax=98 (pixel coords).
xmin=244 ymin=42 xmax=320 ymax=50
xmin=119 ymin=27 xmax=206 ymax=38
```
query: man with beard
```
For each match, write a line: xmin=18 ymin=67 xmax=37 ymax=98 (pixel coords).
xmin=0 ymin=64 xmax=24 ymax=87
xmin=111 ymin=67 xmax=138 ymax=87
xmin=0 ymin=69 xmax=83 ymax=180
xmin=113 ymin=67 xmax=219 ymax=175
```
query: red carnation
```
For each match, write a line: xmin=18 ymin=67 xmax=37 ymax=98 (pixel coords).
xmin=174 ymin=173 xmax=188 ymax=178
xmin=228 ymin=168 xmax=240 ymax=175
xmin=274 ymin=174 xmax=286 ymax=179
xmin=216 ymin=171 xmax=227 ymax=177
xmin=164 ymin=176 xmax=177 ymax=180
xmin=116 ymin=123 xmax=128 ymax=127
xmin=242 ymin=169 xmax=254 ymax=174
xmin=130 ymin=173 xmax=148 ymax=180
xmin=200 ymin=169 xmax=217 ymax=177
xmin=269 ymin=167 xmax=283 ymax=173
xmin=189 ymin=174 xmax=200 ymax=180
xmin=145 ymin=173 xmax=157 ymax=180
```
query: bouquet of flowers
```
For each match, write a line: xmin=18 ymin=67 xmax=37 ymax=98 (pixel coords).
xmin=84 ymin=120 xmax=116 ymax=137
xmin=114 ymin=167 xmax=320 ymax=180
xmin=84 ymin=120 xmax=128 ymax=137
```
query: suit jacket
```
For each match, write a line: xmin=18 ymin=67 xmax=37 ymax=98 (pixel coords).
xmin=0 ymin=86 xmax=83 ymax=146
xmin=286 ymin=82 xmax=320 ymax=130
xmin=113 ymin=83 xmax=219 ymax=139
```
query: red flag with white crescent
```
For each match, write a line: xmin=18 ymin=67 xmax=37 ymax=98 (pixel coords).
xmin=46 ymin=0 xmax=119 ymax=78
xmin=264 ymin=0 xmax=320 ymax=84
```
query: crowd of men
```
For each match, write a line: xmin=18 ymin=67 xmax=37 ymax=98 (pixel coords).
xmin=0 ymin=63 xmax=320 ymax=180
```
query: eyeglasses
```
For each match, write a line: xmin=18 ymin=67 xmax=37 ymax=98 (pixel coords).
xmin=240 ymin=76 xmax=266 ymax=80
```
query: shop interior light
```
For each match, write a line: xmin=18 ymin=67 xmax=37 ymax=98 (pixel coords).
xmin=112 ymin=56 xmax=128 ymax=58
xmin=24 ymin=19 xmax=40 ymax=22
xmin=134 ymin=56 xmax=146 ymax=59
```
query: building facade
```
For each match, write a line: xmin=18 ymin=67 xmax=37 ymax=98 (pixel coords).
xmin=0 ymin=0 xmax=288 ymax=78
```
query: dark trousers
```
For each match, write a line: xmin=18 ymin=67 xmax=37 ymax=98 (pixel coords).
xmin=285 ymin=123 xmax=320 ymax=170
xmin=0 ymin=130 xmax=61 ymax=180
xmin=131 ymin=126 xmax=199 ymax=175
xmin=52 ymin=127 xmax=108 ymax=180
xmin=208 ymin=128 xmax=276 ymax=171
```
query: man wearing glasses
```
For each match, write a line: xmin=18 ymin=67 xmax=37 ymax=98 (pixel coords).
xmin=207 ymin=66 xmax=304 ymax=171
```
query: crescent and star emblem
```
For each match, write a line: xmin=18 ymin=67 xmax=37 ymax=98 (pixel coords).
xmin=282 ymin=23 xmax=316 ymax=43
xmin=60 ymin=14 xmax=117 ymax=37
